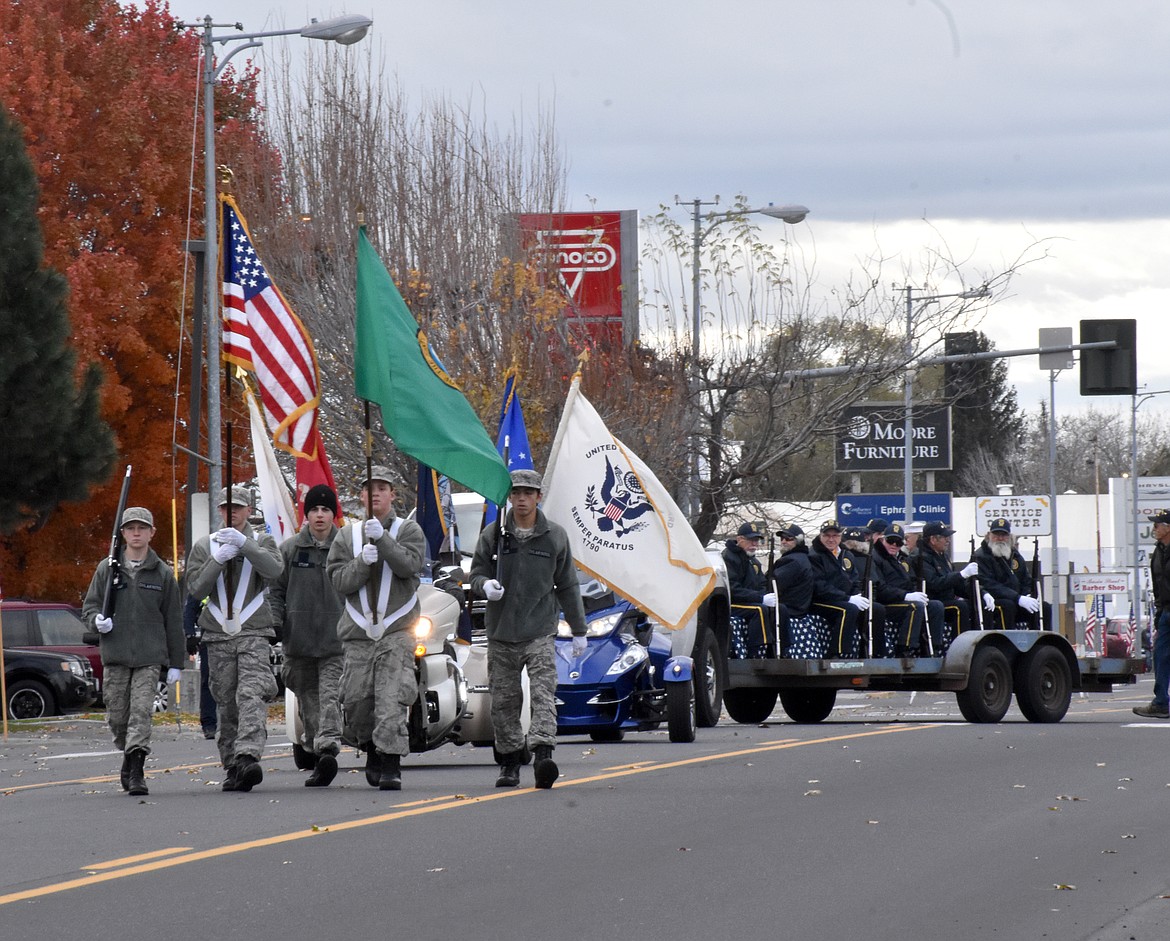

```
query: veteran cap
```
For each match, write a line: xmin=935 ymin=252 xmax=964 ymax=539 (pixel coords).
xmin=777 ymin=523 xmax=804 ymax=539
xmin=884 ymin=522 xmax=906 ymax=545
xmin=819 ymin=519 xmax=843 ymax=534
xmin=1149 ymin=509 xmax=1170 ymax=526
xmin=922 ymin=520 xmax=954 ymax=539
xmin=737 ymin=521 xmax=766 ymax=539
xmin=866 ymin=518 xmax=891 ymax=535
xmin=989 ymin=517 xmax=1012 ymax=534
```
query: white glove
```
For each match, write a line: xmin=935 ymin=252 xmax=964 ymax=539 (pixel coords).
xmin=95 ymin=615 xmax=114 ymax=634
xmin=215 ymin=527 xmax=246 ymax=547
xmin=904 ymin=591 xmax=929 ymax=605
xmin=848 ymin=594 xmax=871 ymax=612
xmin=1018 ymin=595 xmax=1041 ymax=614
xmin=570 ymin=635 xmax=588 ymax=657
xmin=983 ymin=592 xmax=995 ymax=612
xmin=360 ymin=543 xmax=380 ymax=565
xmin=762 ymin=592 xmax=778 ymax=608
xmin=364 ymin=517 xmax=385 ymax=541
xmin=483 ymin=579 xmax=505 ymax=601
xmin=166 ymin=668 xmax=182 ymax=684
xmin=960 ymin=562 xmax=979 ymax=579
xmin=211 ymin=541 xmax=239 ymax=564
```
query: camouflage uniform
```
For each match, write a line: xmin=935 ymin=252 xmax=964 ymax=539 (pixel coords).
xmin=269 ymin=523 xmax=344 ymax=757
xmin=81 ymin=547 xmax=185 ymax=756
xmin=327 ymin=508 xmax=426 ymax=757
xmin=470 ymin=507 xmax=587 ymax=751
xmin=186 ymin=523 xmax=283 ymax=769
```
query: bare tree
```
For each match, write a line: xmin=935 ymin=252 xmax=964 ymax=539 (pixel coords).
xmin=640 ymin=201 xmax=1048 ymax=542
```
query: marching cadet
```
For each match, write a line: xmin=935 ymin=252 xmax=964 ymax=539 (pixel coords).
xmin=327 ymin=466 xmax=426 ymax=791
xmin=186 ymin=486 xmax=284 ymax=793
xmin=270 ymin=484 xmax=345 ymax=787
xmin=82 ymin=506 xmax=185 ymax=797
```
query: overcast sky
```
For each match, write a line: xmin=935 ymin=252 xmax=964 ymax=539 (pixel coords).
xmin=177 ymin=0 xmax=1170 ymax=415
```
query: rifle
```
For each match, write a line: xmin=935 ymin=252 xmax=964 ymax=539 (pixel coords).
xmin=100 ymin=465 xmax=133 ymax=618
xmin=768 ymin=534 xmax=779 ymax=657
xmin=862 ymin=544 xmax=875 ymax=658
xmin=969 ymin=536 xmax=984 ymax=631
xmin=1032 ymin=537 xmax=1046 ymax=630
xmin=914 ymin=551 xmax=934 ymax=656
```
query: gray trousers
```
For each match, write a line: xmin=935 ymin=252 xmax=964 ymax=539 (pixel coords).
xmin=283 ymin=653 xmax=344 ymax=756
xmin=207 ymin=634 xmax=278 ymax=767
xmin=488 ymin=636 xmax=556 ymax=753
xmin=340 ymin=630 xmax=417 ymax=757
xmin=104 ymin=664 xmax=159 ymax=754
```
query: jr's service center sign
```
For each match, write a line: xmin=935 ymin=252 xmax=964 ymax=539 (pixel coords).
xmin=835 ymin=403 xmax=952 ymax=472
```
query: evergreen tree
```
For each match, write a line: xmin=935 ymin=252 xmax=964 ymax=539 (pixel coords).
xmin=0 ymin=104 xmax=115 ymax=532
xmin=937 ymin=331 xmax=1025 ymax=494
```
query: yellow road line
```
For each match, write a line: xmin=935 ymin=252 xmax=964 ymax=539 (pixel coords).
xmin=83 ymin=848 xmax=193 ymax=871
xmin=0 ymin=723 xmax=937 ymax=908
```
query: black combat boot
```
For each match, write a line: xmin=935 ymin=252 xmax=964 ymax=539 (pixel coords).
xmin=235 ymin=755 xmax=263 ymax=792
xmin=305 ymin=752 xmax=338 ymax=788
xmin=120 ymin=752 xmax=132 ymax=791
xmin=533 ymin=745 xmax=559 ymax=790
xmin=221 ymin=763 xmax=240 ymax=792
xmin=363 ymin=744 xmax=382 ymax=787
xmin=377 ymin=752 xmax=402 ymax=791
xmin=495 ymin=752 xmax=521 ymax=788
xmin=126 ymin=749 xmax=149 ymax=796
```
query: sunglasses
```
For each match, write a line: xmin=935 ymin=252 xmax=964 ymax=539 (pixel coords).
xmin=884 ymin=537 xmax=904 ymax=546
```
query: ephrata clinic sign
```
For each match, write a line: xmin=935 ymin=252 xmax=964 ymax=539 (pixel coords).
xmin=835 ymin=403 xmax=952 ymax=472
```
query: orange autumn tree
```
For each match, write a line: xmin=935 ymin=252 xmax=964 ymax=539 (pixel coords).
xmin=0 ymin=0 xmax=274 ymax=600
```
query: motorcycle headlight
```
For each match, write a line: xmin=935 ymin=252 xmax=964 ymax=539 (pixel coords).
xmin=414 ymin=616 xmax=434 ymax=641
xmin=604 ymin=641 xmax=648 ymax=676
xmin=557 ymin=612 xmax=625 ymax=639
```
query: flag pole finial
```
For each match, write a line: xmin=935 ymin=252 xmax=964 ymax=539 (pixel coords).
xmin=572 ymin=349 xmax=590 ymax=381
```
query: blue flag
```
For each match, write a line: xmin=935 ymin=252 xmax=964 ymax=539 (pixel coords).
xmin=416 ymin=464 xmax=452 ymax=565
xmin=484 ymin=372 xmax=534 ymax=526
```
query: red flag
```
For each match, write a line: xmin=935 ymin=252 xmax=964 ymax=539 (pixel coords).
xmin=221 ymin=194 xmax=319 ymax=459
xmin=295 ymin=427 xmax=342 ymax=525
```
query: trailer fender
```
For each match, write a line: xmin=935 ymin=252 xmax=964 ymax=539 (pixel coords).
xmin=943 ymin=630 xmax=1080 ymax=688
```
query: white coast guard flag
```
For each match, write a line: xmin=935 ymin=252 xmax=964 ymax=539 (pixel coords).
xmin=542 ymin=377 xmax=715 ymax=631
xmin=247 ymin=386 xmax=299 ymax=543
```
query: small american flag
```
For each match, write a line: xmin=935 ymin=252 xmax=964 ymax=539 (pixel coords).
xmin=1128 ymin=602 xmax=1136 ymax=649
xmin=221 ymin=195 xmax=319 ymax=459
xmin=1084 ymin=593 xmax=1098 ymax=654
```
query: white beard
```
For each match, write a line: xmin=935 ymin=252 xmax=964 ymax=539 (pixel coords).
xmin=989 ymin=540 xmax=1013 ymax=560
xmin=846 ymin=541 xmax=869 ymax=556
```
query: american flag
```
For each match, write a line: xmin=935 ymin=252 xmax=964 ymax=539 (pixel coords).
xmin=1084 ymin=593 xmax=1098 ymax=654
xmin=221 ymin=195 xmax=319 ymax=459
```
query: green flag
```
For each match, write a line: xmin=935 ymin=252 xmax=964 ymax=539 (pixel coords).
xmin=355 ymin=228 xmax=512 ymax=506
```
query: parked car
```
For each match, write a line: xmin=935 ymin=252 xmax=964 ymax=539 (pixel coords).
xmin=3 ymin=647 xmax=98 ymax=719
xmin=1 ymin=600 xmax=103 ymax=694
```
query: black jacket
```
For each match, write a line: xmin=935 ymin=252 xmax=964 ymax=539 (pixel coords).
xmin=723 ymin=540 xmax=767 ymax=606
xmin=768 ymin=544 xmax=814 ymax=616
xmin=912 ymin=544 xmax=967 ymax=602
xmin=870 ymin=544 xmax=916 ymax=605
xmin=973 ymin=540 xmax=1032 ymax=604
xmin=1151 ymin=540 xmax=1170 ymax=613
xmin=808 ymin=536 xmax=861 ymax=608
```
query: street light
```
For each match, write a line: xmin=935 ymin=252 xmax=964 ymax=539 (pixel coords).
xmin=901 ymin=284 xmax=990 ymax=525
xmin=678 ymin=197 xmax=810 ymax=517
xmin=184 ymin=13 xmax=373 ymax=515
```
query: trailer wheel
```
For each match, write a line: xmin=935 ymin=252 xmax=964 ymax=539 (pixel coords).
xmin=666 ymin=682 xmax=697 ymax=742
xmin=1014 ymin=645 xmax=1072 ymax=723
xmin=779 ymin=689 xmax=837 ymax=724
xmin=723 ymin=688 xmax=778 ymax=724
xmin=692 ymin=626 xmax=723 ymax=728
xmin=956 ymin=645 xmax=1013 ymax=723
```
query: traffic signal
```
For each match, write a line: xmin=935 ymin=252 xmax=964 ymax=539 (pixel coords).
xmin=1079 ymin=319 xmax=1136 ymax=396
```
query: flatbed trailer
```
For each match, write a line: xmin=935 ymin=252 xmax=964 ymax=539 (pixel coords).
xmin=719 ymin=628 xmax=1145 ymax=725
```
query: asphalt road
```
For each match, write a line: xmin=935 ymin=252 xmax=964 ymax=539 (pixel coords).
xmin=2 ymin=679 xmax=1168 ymax=941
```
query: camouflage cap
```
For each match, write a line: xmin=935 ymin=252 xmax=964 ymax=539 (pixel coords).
xmin=218 ymin=485 xmax=252 ymax=508
xmin=364 ymin=465 xmax=399 ymax=488
xmin=120 ymin=506 xmax=154 ymax=528
xmin=510 ymin=468 xmax=543 ymax=490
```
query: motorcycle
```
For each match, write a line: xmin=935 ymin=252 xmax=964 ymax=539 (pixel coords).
xmin=554 ymin=576 xmax=696 ymax=744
